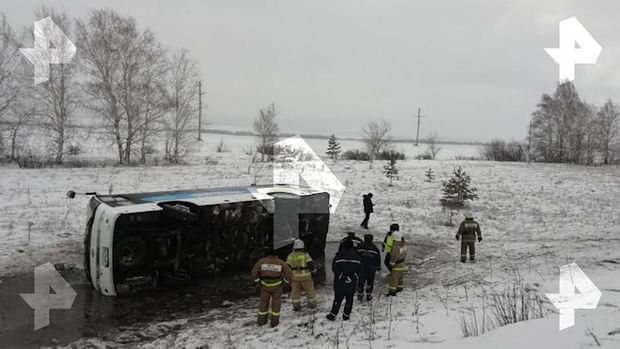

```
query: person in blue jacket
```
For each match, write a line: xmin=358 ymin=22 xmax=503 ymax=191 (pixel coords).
xmin=326 ymin=239 xmax=362 ymax=321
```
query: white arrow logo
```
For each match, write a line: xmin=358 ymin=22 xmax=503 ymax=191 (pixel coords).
xmin=546 ymin=262 xmax=601 ymax=330
xmin=273 ymin=135 xmax=345 ymax=213
xmin=20 ymin=262 xmax=77 ymax=330
xmin=20 ymin=17 xmax=77 ymax=85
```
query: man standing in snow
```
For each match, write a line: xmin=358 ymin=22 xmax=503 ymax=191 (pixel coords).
xmin=286 ymin=239 xmax=317 ymax=311
xmin=327 ymin=239 xmax=362 ymax=321
xmin=357 ymin=234 xmax=381 ymax=301
xmin=251 ymin=252 xmax=293 ymax=327
xmin=360 ymin=193 xmax=374 ymax=229
xmin=455 ymin=211 xmax=482 ymax=263
xmin=386 ymin=231 xmax=407 ymax=296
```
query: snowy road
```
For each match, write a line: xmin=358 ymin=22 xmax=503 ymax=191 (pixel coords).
xmin=0 ymin=238 xmax=444 ymax=348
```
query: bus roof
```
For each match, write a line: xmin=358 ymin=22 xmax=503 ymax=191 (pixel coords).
xmin=95 ymin=184 xmax=324 ymax=208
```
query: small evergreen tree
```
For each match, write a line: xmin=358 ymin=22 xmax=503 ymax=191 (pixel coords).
xmin=440 ymin=166 xmax=478 ymax=224
xmin=383 ymin=158 xmax=399 ymax=186
xmin=425 ymin=167 xmax=435 ymax=182
xmin=326 ymin=133 xmax=341 ymax=160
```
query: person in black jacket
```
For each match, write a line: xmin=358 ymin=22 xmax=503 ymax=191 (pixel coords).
xmin=356 ymin=234 xmax=381 ymax=301
xmin=339 ymin=231 xmax=363 ymax=251
xmin=360 ymin=193 xmax=374 ymax=229
xmin=327 ymin=239 xmax=362 ymax=321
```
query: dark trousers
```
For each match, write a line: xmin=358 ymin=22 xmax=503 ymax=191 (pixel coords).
xmin=460 ymin=240 xmax=475 ymax=262
xmin=357 ymin=271 xmax=375 ymax=295
xmin=360 ymin=212 xmax=371 ymax=228
xmin=329 ymin=288 xmax=355 ymax=318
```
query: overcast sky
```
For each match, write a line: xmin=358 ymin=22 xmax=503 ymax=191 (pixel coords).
xmin=4 ymin=0 xmax=620 ymax=142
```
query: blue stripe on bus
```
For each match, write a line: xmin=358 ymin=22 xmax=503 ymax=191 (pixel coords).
xmin=141 ymin=188 xmax=253 ymax=202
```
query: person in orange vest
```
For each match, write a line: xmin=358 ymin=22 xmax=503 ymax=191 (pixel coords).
xmin=251 ymin=252 xmax=293 ymax=327
xmin=286 ymin=239 xmax=317 ymax=310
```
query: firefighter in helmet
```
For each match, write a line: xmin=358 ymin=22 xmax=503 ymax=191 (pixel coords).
xmin=455 ymin=211 xmax=482 ymax=263
xmin=286 ymin=239 xmax=317 ymax=310
xmin=251 ymin=251 xmax=293 ymax=327
xmin=382 ymin=223 xmax=401 ymax=253
xmin=386 ymin=231 xmax=407 ymax=296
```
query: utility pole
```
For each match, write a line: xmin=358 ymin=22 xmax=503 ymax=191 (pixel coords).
xmin=198 ymin=81 xmax=204 ymax=141
xmin=414 ymin=107 xmax=424 ymax=146
xmin=527 ymin=118 xmax=533 ymax=163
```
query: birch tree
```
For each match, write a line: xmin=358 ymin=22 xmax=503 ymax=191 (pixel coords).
xmin=164 ymin=50 xmax=198 ymax=163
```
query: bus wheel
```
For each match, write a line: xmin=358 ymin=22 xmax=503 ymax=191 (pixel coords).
xmin=114 ymin=236 xmax=148 ymax=270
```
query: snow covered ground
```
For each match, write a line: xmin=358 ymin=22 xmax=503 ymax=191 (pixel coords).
xmin=0 ymin=136 xmax=619 ymax=348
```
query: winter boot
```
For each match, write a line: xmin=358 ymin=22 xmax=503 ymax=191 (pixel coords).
xmin=343 ymin=313 xmax=350 ymax=321
xmin=357 ymin=294 xmax=363 ymax=301
xmin=366 ymin=294 xmax=373 ymax=301
xmin=326 ymin=313 xmax=336 ymax=321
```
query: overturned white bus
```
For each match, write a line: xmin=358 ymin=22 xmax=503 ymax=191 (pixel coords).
xmin=79 ymin=185 xmax=330 ymax=296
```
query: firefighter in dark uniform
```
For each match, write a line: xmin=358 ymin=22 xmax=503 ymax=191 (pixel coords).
xmin=327 ymin=239 xmax=362 ymax=321
xmin=339 ymin=231 xmax=363 ymax=251
xmin=455 ymin=212 xmax=482 ymax=263
xmin=251 ymin=253 xmax=293 ymax=327
xmin=357 ymin=234 xmax=381 ymax=301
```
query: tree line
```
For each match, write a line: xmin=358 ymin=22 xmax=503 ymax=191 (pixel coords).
xmin=529 ymin=81 xmax=619 ymax=165
xmin=0 ymin=7 xmax=201 ymax=165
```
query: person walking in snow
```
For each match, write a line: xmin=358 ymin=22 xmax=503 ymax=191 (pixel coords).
xmin=360 ymin=193 xmax=374 ymax=229
xmin=357 ymin=234 xmax=381 ymax=301
xmin=327 ymin=239 xmax=362 ymax=321
xmin=455 ymin=211 xmax=482 ymax=263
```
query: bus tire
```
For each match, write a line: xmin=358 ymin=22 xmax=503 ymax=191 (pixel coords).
xmin=114 ymin=236 xmax=149 ymax=271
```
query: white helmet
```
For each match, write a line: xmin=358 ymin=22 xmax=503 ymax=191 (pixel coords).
xmin=293 ymin=239 xmax=305 ymax=250
xmin=464 ymin=211 xmax=474 ymax=219
xmin=392 ymin=231 xmax=403 ymax=242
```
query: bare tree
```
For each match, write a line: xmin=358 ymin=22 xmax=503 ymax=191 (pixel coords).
xmin=425 ymin=131 xmax=442 ymax=160
xmin=137 ymin=42 xmax=169 ymax=164
xmin=0 ymin=14 xmax=21 ymax=123
xmin=164 ymin=49 xmax=199 ymax=163
xmin=597 ymin=99 xmax=620 ymax=164
xmin=0 ymin=14 xmax=33 ymax=160
xmin=77 ymin=9 xmax=166 ymax=164
xmin=253 ymin=103 xmax=279 ymax=161
xmin=30 ymin=6 xmax=78 ymax=164
xmin=362 ymin=119 xmax=392 ymax=161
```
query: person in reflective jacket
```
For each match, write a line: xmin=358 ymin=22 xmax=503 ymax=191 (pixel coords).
xmin=385 ymin=231 xmax=407 ymax=296
xmin=286 ymin=239 xmax=317 ymax=310
xmin=326 ymin=239 xmax=362 ymax=321
xmin=357 ymin=234 xmax=381 ymax=301
xmin=251 ymin=253 xmax=293 ymax=327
